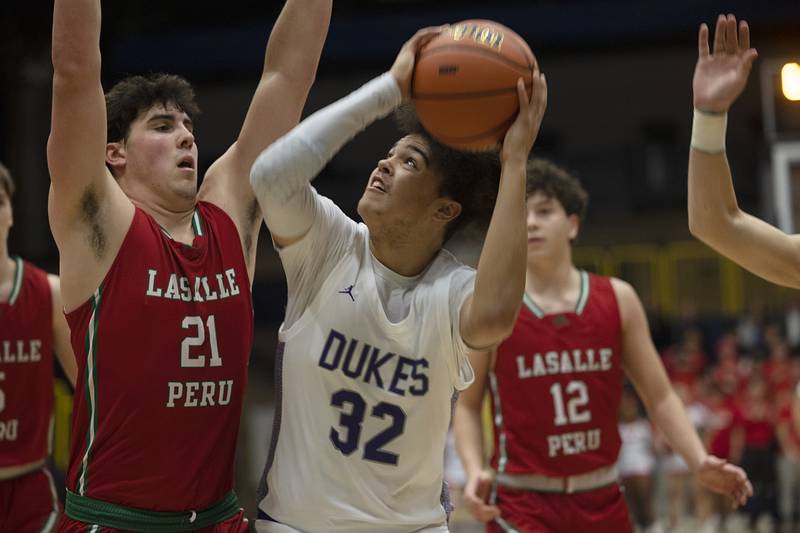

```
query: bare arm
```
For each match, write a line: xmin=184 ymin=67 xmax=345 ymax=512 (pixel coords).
xmin=453 ymin=350 xmax=500 ymax=523
xmin=200 ymin=0 xmax=332 ymax=274
xmin=48 ymin=0 xmax=134 ymax=309
xmin=615 ymin=278 xmax=751 ymax=507
xmin=685 ymin=16 xmax=800 ymax=287
xmin=47 ymin=275 xmax=77 ymax=387
xmin=459 ymin=72 xmax=547 ymax=349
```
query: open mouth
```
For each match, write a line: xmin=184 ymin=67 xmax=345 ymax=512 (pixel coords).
xmin=178 ymin=156 xmax=195 ymax=170
xmin=369 ymin=176 xmax=387 ymax=193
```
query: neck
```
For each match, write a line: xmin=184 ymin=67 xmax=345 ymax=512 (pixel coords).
xmin=369 ymin=226 xmax=441 ymax=277
xmin=0 ymin=243 xmax=14 ymax=286
xmin=525 ymin=246 xmax=578 ymax=296
xmin=133 ymin=199 xmax=196 ymax=244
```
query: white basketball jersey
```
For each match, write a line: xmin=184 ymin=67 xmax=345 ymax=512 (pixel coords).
xmin=258 ymin=195 xmax=474 ymax=532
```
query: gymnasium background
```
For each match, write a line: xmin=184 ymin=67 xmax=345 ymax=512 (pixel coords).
xmin=2 ymin=1 xmax=800 ymax=531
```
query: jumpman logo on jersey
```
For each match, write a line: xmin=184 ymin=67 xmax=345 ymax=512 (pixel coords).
xmin=338 ymin=284 xmax=355 ymax=302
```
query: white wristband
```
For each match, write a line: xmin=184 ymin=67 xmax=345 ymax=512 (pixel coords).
xmin=691 ymin=109 xmax=727 ymax=154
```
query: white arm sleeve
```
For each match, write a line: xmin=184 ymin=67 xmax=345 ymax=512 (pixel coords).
xmin=250 ymin=72 xmax=402 ymax=238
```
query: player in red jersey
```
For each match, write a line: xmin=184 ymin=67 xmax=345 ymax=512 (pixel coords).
xmin=0 ymin=162 xmax=77 ymax=532
xmin=47 ymin=1 xmax=330 ymax=531
xmin=454 ymin=159 xmax=753 ymax=532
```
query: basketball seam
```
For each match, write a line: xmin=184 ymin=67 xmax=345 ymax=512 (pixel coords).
xmin=413 ymin=82 xmax=533 ymax=100
xmin=417 ymin=44 xmax=532 ymax=73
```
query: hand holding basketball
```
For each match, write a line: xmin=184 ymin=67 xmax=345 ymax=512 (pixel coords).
xmin=501 ymin=68 xmax=547 ymax=164
xmin=390 ymin=26 xmax=448 ymax=101
xmin=411 ymin=20 xmax=537 ymax=151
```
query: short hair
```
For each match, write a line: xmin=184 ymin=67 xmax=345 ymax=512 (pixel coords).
xmin=395 ymin=106 xmax=502 ymax=243
xmin=525 ymin=158 xmax=588 ymax=220
xmin=106 ymin=73 xmax=200 ymax=144
xmin=0 ymin=161 xmax=14 ymax=198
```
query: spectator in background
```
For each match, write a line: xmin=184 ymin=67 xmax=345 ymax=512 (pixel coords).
xmin=776 ymin=390 xmax=800 ymax=533
xmin=736 ymin=303 xmax=765 ymax=357
xmin=735 ymin=375 xmax=778 ymax=530
xmin=657 ymin=382 xmax=709 ymax=531
xmin=618 ymin=386 xmax=658 ymax=532
xmin=785 ymin=297 xmax=800 ymax=350
xmin=703 ymin=379 xmax=742 ymax=530
xmin=662 ymin=326 xmax=707 ymax=393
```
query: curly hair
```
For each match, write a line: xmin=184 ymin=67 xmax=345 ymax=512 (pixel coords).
xmin=525 ymin=158 xmax=588 ymax=220
xmin=394 ymin=105 xmax=502 ymax=243
xmin=106 ymin=73 xmax=200 ymax=144
xmin=0 ymin=161 xmax=14 ymax=198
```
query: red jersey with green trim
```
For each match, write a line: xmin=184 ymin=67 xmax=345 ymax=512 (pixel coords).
xmin=0 ymin=259 xmax=54 ymax=467
xmin=489 ymin=272 xmax=624 ymax=477
xmin=64 ymin=202 xmax=253 ymax=511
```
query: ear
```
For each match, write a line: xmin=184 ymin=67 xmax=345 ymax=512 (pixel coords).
xmin=106 ymin=142 xmax=126 ymax=175
xmin=433 ymin=199 xmax=462 ymax=224
xmin=567 ymin=214 xmax=580 ymax=240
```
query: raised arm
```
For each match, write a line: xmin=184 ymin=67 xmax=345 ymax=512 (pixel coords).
xmin=459 ymin=70 xmax=547 ymax=349
xmin=48 ymin=0 xmax=134 ymax=310
xmin=201 ymin=0 xmax=332 ymax=268
xmin=248 ymin=27 xmax=440 ymax=249
xmin=686 ymin=15 xmax=800 ymax=287
xmin=614 ymin=278 xmax=752 ymax=508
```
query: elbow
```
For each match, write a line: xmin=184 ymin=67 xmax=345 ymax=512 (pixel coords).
xmin=51 ymin=42 xmax=101 ymax=79
xmin=478 ymin=306 xmax=520 ymax=346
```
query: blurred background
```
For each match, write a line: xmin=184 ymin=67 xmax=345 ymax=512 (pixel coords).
xmin=3 ymin=0 xmax=800 ymax=531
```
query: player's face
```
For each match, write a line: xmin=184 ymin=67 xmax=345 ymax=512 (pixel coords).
xmin=358 ymin=134 xmax=454 ymax=238
xmin=112 ymin=104 xmax=198 ymax=204
xmin=0 ymin=189 xmax=12 ymax=244
xmin=525 ymin=192 xmax=578 ymax=259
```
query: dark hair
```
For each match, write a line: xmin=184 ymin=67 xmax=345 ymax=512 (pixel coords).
xmin=394 ymin=106 xmax=502 ymax=243
xmin=525 ymin=158 xmax=588 ymax=220
xmin=106 ymin=73 xmax=200 ymax=144
xmin=0 ymin=161 xmax=14 ymax=198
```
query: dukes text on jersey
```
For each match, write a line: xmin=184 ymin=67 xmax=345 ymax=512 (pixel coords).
xmin=318 ymin=329 xmax=429 ymax=397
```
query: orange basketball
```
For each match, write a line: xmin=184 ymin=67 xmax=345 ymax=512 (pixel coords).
xmin=412 ymin=20 xmax=535 ymax=151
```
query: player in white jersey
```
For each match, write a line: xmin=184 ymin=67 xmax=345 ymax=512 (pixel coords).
xmin=248 ymin=27 xmax=547 ymax=532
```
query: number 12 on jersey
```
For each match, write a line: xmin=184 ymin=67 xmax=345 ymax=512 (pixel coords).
xmin=550 ymin=380 xmax=591 ymax=426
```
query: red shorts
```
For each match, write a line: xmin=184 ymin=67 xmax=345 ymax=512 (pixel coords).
xmin=0 ymin=467 xmax=60 ymax=533
xmin=487 ymin=483 xmax=633 ymax=533
xmin=57 ymin=509 xmax=249 ymax=533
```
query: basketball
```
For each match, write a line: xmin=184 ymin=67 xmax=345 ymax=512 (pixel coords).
xmin=411 ymin=20 xmax=535 ymax=151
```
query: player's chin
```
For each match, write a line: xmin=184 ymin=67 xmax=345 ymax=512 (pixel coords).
xmin=357 ymin=194 xmax=386 ymax=220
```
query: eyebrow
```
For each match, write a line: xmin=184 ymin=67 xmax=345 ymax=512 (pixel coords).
xmin=407 ymin=145 xmax=430 ymax=167
xmin=148 ymin=114 xmax=193 ymax=129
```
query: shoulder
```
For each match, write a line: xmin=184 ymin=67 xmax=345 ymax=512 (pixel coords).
xmin=609 ymin=276 xmax=636 ymax=300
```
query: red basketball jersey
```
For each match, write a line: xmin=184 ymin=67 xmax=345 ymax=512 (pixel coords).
xmin=490 ymin=272 xmax=624 ymax=477
xmin=0 ymin=259 xmax=54 ymax=467
xmin=65 ymin=202 xmax=253 ymax=511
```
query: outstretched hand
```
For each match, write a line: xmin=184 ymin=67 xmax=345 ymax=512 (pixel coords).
xmin=696 ymin=454 xmax=753 ymax=509
xmin=462 ymin=469 xmax=501 ymax=523
xmin=390 ymin=25 xmax=448 ymax=101
xmin=693 ymin=14 xmax=758 ymax=113
xmin=501 ymin=62 xmax=547 ymax=164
